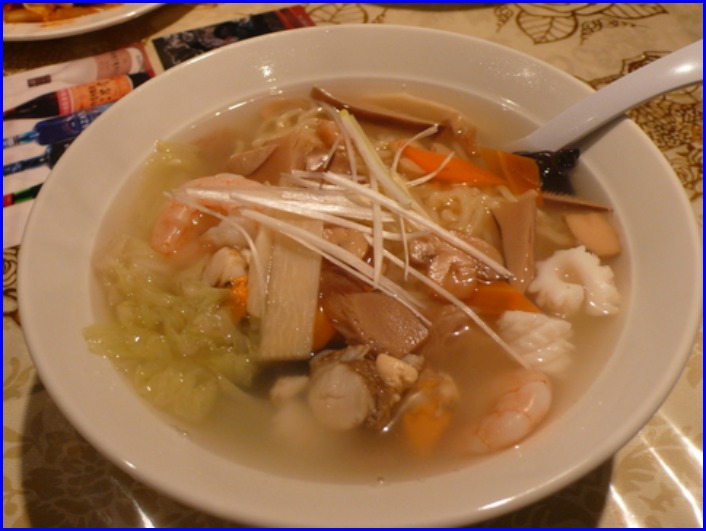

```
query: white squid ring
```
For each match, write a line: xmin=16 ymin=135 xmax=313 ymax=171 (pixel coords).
xmin=528 ymin=246 xmax=621 ymax=317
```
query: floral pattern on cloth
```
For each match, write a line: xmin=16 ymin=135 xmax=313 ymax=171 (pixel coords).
xmin=495 ymin=4 xmax=669 ymax=44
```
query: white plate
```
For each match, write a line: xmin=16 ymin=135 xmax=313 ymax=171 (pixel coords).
xmin=3 ymin=3 xmax=164 ymax=41
xmin=18 ymin=25 xmax=703 ymax=527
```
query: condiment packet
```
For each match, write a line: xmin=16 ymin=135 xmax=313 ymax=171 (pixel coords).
xmin=3 ymin=5 xmax=315 ymax=249
xmin=151 ymin=5 xmax=315 ymax=70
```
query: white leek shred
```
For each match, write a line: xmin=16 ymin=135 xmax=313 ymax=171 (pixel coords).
xmin=321 ymin=102 xmax=358 ymax=178
xmin=406 ymin=151 xmax=455 ymax=187
xmin=176 ymin=186 xmax=421 ymax=242
xmin=391 ymin=124 xmax=439 ymax=177
xmin=338 ymin=109 xmax=426 ymax=215
xmin=176 ymin=186 xmax=391 ymax=222
xmin=370 ymin=178 xmax=384 ymax=284
xmin=390 ymin=123 xmax=456 ymax=187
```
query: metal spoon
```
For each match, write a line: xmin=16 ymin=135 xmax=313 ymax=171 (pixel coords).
xmin=506 ymin=40 xmax=703 ymax=152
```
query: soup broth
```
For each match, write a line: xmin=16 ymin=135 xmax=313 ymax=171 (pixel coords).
xmin=87 ymin=80 xmax=627 ymax=483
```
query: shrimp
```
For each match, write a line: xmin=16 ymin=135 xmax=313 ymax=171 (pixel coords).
xmin=458 ymin=369 xmax=551 ymax=454
xmin=150 ymin=173 xmax=262 ymax=255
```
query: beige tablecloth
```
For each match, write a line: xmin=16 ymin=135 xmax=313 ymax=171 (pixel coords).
xmin=3 ymin=3 xmax=702 ymax=527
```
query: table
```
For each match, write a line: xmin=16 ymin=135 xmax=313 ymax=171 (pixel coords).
xmin=3 ymin=3 xmax=702 ymax=527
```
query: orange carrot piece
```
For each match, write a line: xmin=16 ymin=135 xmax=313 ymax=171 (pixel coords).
xmin=402 ymin=145 xmax=507 ymax=186
xmin=480 ymin=148 xmax=541 ymax=195
xmin=479 ymin=146 xmax=503 ymax=177
xmin=402 ymin=376 xmax=456 ymax=456
xmin=228 ymin=276 xmax=249 ymax=323
xmin=311 ymin=301 xmax=337 ymax=351
xmin=466 ymin=280 xmax=540 ymax=315
xmin=403 ymin=401 xmax=453 ymax=457
xmin=500 ymin=151 xmax=541 ymax=194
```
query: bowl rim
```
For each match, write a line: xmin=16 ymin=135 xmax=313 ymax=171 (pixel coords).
xmin=17 ymin=24 xmax=703 ymax=527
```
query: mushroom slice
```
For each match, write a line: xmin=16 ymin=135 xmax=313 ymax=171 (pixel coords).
xmin=227 ymin=144 xmax=277 ymax=176
xmin=541 ymin=191 xmax=612 ymax=211
xmin=564 ymin=211 xmax=621 ymax=257
xmin=492 ymin=192 xmax=537 ymax=293
xmin=312 ymin=86 xmax=440 ymax=130
xmin=321 ymin=291 xmax=429 ymax=358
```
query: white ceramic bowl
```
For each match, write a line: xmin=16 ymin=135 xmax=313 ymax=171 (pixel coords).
xmin=18 ymin=25 xmax=702 ymax=527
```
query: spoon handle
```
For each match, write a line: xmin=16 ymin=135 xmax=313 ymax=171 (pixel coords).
xmin=508 ymin=40 xmax=703 ymax=152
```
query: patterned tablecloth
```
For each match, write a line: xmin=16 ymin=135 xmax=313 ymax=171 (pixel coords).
xmin=3 ymin=3 xmax=702 ymax=527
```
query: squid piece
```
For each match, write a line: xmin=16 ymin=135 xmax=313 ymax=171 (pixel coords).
xmin=528 ymin=246 xmax=621 ymax=317
xmin=496 ymin=310 xmax=574 ymax=373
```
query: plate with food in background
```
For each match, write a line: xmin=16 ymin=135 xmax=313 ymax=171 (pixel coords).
xmin=3 ymin=3 xmax=163 ymax=41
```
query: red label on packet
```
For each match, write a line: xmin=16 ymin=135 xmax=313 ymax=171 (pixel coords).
xmin=151 ymin=5 xmax=316 ymax=70
xmin=55 ymin=75 xmax=141 ymax=116
xmin=274 ymin=5 xmax=316 ymax=29
xmin=55 ymin=87 xmax=73 ymax=116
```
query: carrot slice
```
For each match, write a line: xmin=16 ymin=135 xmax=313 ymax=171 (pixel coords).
xmin=228 ymin=276 xmax=249 ymax=323
xmin=466 ymin=280 xmax=540 ymax=315
xmin=402 ymin=376 xmax=454 ymax=456
xmin=500 ymin=151 xmax=542 ymax=194
xmin=480 ymin=148 xmax=541 ymax=195
xmin=402 ymin=145 xmax=507 ymax=186
xmin=311 ymin=300 xmax=337 ymax=351
xmin=403 ymin=401 xmax=453 ymax=457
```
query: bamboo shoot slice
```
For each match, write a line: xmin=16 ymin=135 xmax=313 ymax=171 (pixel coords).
xmin=257 ymin=214 xmax=323 ymax=361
